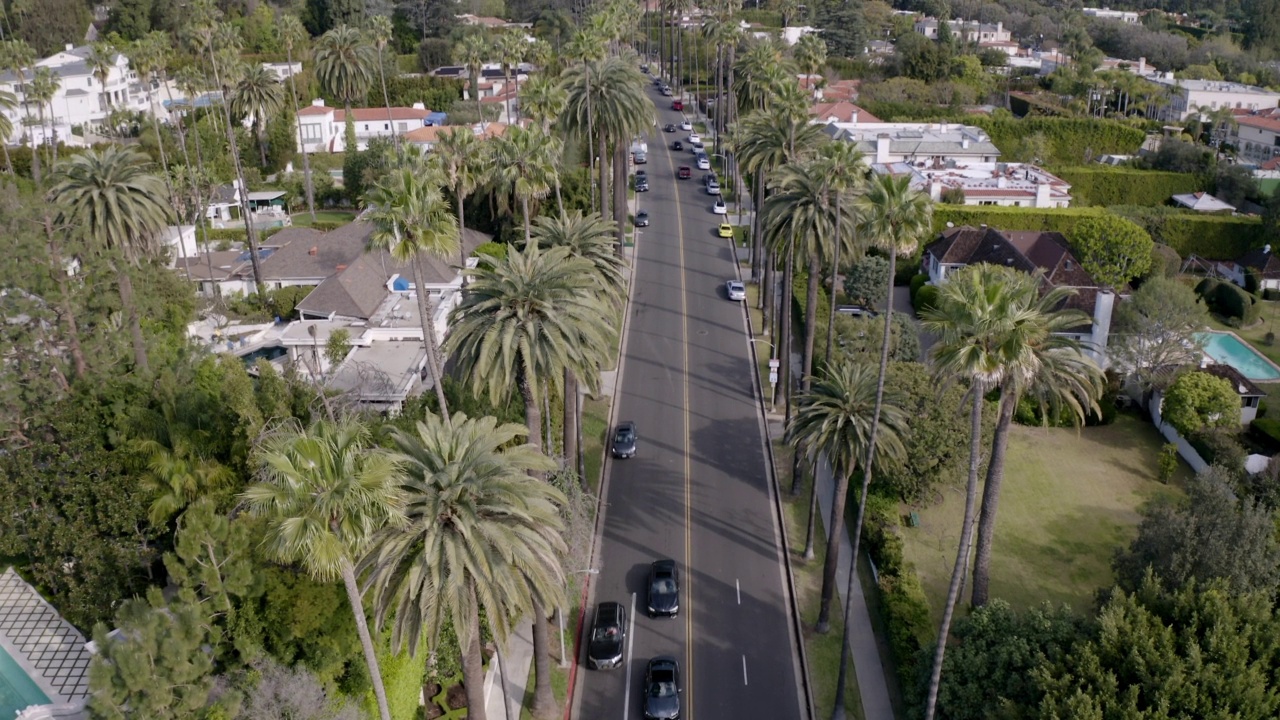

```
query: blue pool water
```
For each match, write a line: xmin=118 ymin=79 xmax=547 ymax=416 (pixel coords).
xmin=0 ymin=643 xmax=49 ymax=718
xmin=1197 ymin=332 xmax=1280 ymax=381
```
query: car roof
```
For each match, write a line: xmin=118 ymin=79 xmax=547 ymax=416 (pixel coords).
xmin=648 ymin=656 xmax=678 ymax=671
xmin=728 ymin=280 xmax=743 ymax=287
xmin=596 ymin=601 xmax=623 ymax=622
xmin=651 ymin=558 xmax=677 ymax=574
xmin=618 ymin=421 xmax=635 ymax=431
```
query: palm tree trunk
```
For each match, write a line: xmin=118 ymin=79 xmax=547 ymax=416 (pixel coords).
xmin=751 ymin=170 xmax=765 ymax=283
xmin=781 ymin=242 xmax=795 ymax=422
xmin=563 ymin=368 xmax=578 ymax=473
xmin=43 ymin=213 xmax=87 ymax=377
xmin=456 ymin=184 xmax=469 ymax=285
xmin=824 ymin=192 xmax=843 ymax=367
xmin=521 ymin=194 xmax=533 ymax=246
xmin=146 ymin=99 xmax=191 ymax=281
xmin=612 ymin=142 xmax=627 ymax=257
xmin=285 ymin=44 xmax=317 ymax=221
xmin=339 ymin=562 xmax=392 ymax=720
xmin=462 ymin=594 xmax=488 ymax=720
xmin=379 ymin=50 xmax=400 ymax=153
xmin=115 ymin=263 xmax=150 ymax=374
xmin=530 ymin=601 xmax=557 ymax=718
xmin=2 ymin=143 xmax=12 ymax=174
xmin=255 ymin=118 xmax=269 ymax=167
xmin=519 ymin=365 xmax=544 ymax=459
xmin=598 ymin=132 xmax=609 ymax=230
xmin=923 ymin=389 xmax=985 ymax=720
xmin=163 ymin=77 xmax=217 ymax=290
xmin=411 ymin=259 xmax=452 ymax=423
xmin=971 ymin=390 xmax=1016 ymax=607
xmin=207 ymin=48 xmax=266 ymax=296
xmin=815 ymin=455 xmax=849 ymax=633
xmin=802 ymin=252 xmax=821 ymax=392
xmin=803 ymin=454 xmax=819 ymax=560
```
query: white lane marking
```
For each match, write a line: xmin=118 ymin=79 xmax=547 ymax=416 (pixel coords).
xmin=623 ymin=592 xmax=637 ymax=720
xmin=736 ymin=578 xmax=741 ymax=605
xmin=742 ymin=655 xmax=749 ymax=685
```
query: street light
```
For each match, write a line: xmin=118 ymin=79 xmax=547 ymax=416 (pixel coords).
xmin=560 ymin=568 xmax=600 ymax=667
xmin=749 ymin=338 xmax=778 ymax=411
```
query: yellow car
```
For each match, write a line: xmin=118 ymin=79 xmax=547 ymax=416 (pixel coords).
xmin=718 ymin=222 xmax=734 ymax=238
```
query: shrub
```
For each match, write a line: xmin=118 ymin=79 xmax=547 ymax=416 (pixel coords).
xmin=1265 ymin=290 xmax=1280 ymax=302
xmin=909 ymin=273 xmax=929 ymax=300
xmin=1196 ymin=277 xmax=1260 ymax=322
xmin=1149 ymin=243 xmax=1182 ymax=279
xmin=1158 ymin=443 xmax=1179 ymax=483
xmin=1189 ymin=427 xmax=1247 ymax=472
xmin=913 ymin=284 xmax=939 ymax=315
xmin=968 ymin=116 xmax=1146 ymax=166
xmin=1051 ymin=167 xmax=1203 ymax=207
xmin=1250 ymin=417 xmax=1280 ymax=452
xmin=880 ymin=571 xmax=933 ymax=694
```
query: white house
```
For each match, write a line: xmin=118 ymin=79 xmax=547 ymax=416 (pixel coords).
xmin=876 ymin=161 xmax=1073 ymax=208
xmin=1171 ymin=191 xmax=1235 ymax=213
xmin=822 ymin=121 xmax=1001 ymax=165
xmin=913 ymin=18 xmax=1012 ymax=43
xmin=1216 ymin=245 xmax=1280 ymax=292
xmin=295 ymin=99 xmax=443 ymax=153
xmin=1150 ymin=75 xmax=1280 ymax=120
xmin=1230 ymin=107 xmax=1280 ymax=164
xmin=1083 ymin=7 xmax=1142 ymax=23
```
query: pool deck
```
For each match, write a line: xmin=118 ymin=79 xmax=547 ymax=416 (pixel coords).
xmin=0 ymin=569 xmax=91 ymax=709
xmin=1201 ymin=329 xmax=1280 ymax=380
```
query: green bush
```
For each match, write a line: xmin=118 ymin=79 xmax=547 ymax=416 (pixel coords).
xmin=370 ymin=643 xmax=428 ymax=720
xmin=1051 ymin=167 xmax=1204 ymax=207
xmin=909 ymin=273 xmax=929 ymax=305
xmin=1158 ymin=443 xmax=1179 ymax=483
xmin=913 ymin=284 xmax=939 ymax=315
xmin=880 ymin=570 xmax=933 ymax=694
xmin=968 ymin=116 xmax=1146 ymax=166
xmin=201 ymin=225 xmax=290 ymax=245
xmin=1189 ymin=427 xmax=1247 ymax=471
xmin=1197 ymin=278 xmax=1259 ymax=322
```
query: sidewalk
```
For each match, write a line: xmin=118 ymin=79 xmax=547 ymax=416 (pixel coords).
xmin=484 ymin=619 xmax=533 ymax=720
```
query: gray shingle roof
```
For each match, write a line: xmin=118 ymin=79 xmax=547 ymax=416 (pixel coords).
xmin=252 ymin=225 xmax=360 ymax=282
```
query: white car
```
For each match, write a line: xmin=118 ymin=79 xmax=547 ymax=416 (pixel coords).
xmin=679 ymin=120 xmax=692 ymax=131
xmin=689 ymin=141 xmax=705 ymax=153
xmin=726 ymin=280 xmax=746 ymax=301
xmin=687 ymin=132 xmax=701 ymax=144
xmin=706 ymin=178 xmax=721 ymax=195
xmin=696 ymin=155 xmax=710 ymax=170
xmin=713 ymin=197 xmax=727 ymax=214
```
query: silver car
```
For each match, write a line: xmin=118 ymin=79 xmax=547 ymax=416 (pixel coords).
xmin=725 ymin=280 xmax=746 ymax=301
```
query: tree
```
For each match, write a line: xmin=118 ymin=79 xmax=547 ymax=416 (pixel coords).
xmin=241 ymin=418 xmax=406 ymax=720
xmin=234 ymin=657 xmax=363 ymax=720
xmin=1114 ymin=466 xmax=1280 ymax=595
xmin=364 ymin=153 xmax=458 ymax=421
xmin=277 ymin=13 xmax=318 ymax=221
xmin=315 ymin=24 xmax=376 ymax=114
xmin=435 ymin=126 xmax=489 ymax=272
xmin=842 ymin=255 xmax=889 ymax=309
xmin=51 ymin=146 xmax=171 ymax=374
xmin=1161 ymin=370 xmax=1240 ymax=437
xmin=457 ymin=34 xmax=489 ymax=128
xmin=877 ymin=362 xmax=983 ymax=502
xmin=1111 ymin=276 xmax=1210 ymax=391
xmin=232 ymin=64 xmax=285 ymax=168
xmin=88 ymin=588 xmax=219 ymax=719
xmin=786 ymin=360 xmax=908 ymax=632
xmin=163 ymin=498 xmax=258 ymax=621
xmin=1215 ymin=162 xmax=1258 ymax=208
xmin=1068 ymin=214 xmax=1153 ymax=290
xmin=491 ymin=124 xmax=559 ymax=244
xmin=361 ymin=412 xmax=566 ymax=720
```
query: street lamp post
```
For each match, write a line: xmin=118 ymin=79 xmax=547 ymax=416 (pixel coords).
xmin=749 ymin=338 xmax=777 ymax=412
xmin=561 ymin=568 xmax=599 ymax=667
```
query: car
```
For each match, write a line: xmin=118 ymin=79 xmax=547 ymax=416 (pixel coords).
xmin=677 ymin=166 xmax=692 ymax=180
xmin=679 ymin=120 xmax=692 ymax=131
xmin=642 ymin=657 xmax=681 ymax=720
xmin=634 ymin=151 xmax=648 ymax=164
xmin=653 ymin=77 xmax=663 ymax=86
xmin=647 ymin=559 xmax=680 ymax=617
xmin=587 ymin=602 xmax=627 ymax=670
xmin=718 ymin=222 xmax=734 ymax=239
xmin=661 ymin=87 xmax=673 ymax=96
xmin=640 ymin=64 xmax=650 ymax=73
xmin=671 ymin=100 xmax=683 ymax=110
xmin=726 ymin=280 xmax=746 ymax=301
xmin=663 ymin=123 xmax=676 ymax=133
xmin=836 ymin=305 xmax=878 ymax=318
xmin=612 ymin=421 xmax=637 ymax=457
xmin=636 ymin=177 xmax=649 ymax=192
xmin=713 ymin=197 xmax=727 ymax=214
xmin=635 ymin=210 xmax=650 ymax=227
xmin=696 ymin=155 xmax=710 ymax=171
xmin=687 ymin=132 xmax=701 ymax=144
xmin=688 ymin=141 xmax=705 ymax=154
xmin=672 ymin=140 xmax=683 ymax=151
xmin=706 ymin=178 xmax=720 ymax=195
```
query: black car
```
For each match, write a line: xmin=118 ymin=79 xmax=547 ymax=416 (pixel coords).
xmin=587 ymin=601 xmax=627 ymax=670
xmin=643 ymin=657 xmax=681 ymax=720
xmin=646 ymin=559 xmax=679 ymax=617
xmin=672 ymin=140 xmax=683 ymax=151
xmin=635 ymin=211 xmax=650 ymax=227
xmin=664 ymin=123 xmax=676 ymax=132
xmin=635 ymin=171 xmax=649 ymax=192
xmin=612 ymin=421 xmax=637 ymax=458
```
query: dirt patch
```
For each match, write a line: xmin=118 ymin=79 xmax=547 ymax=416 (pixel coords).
xmin=446 ymin=683 xmax=468 ymax=710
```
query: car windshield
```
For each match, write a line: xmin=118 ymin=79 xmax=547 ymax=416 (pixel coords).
xmin=649 ymin=675 xmax=677 ymax=697
xmin=616 ymin=429 xmax=634 ymax=442
xmin=592 ymin=625 xmax=619 ymax=641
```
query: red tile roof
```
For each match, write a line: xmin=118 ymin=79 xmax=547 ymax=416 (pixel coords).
xmin=297 ymin=104 xmax=435 ymax=122
xmin=808 ymin=101 xmax=882 ymax=123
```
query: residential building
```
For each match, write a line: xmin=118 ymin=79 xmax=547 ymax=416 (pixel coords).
xmin=403 ymin=121 xmax=510 ymax=150
xmin=455 ymin=14 xmax=532 ymax=29
xmin=1152 ymin=363 xmax=1263 ymax=431
xmin=822 ymin=121 xmax=1001 ymax=165
xmin=808 ymin=101 xmax=881 ymax=124
xmin=1217 ymin=244 xmax=1280 ymax=291
xmin=1150 ymin=75 xmax=1280 ymax=120
xmin=875 ymin=161 xmax=1072 ymax=208
xmin=205 ymin=181 xmax=291 ymax=229
xmin=923 ymin=226 xmax=1114 ymax=364
xmin=295 ymin=99 xmax=442 ymax=153
xmin=913 ymin=18 xmax=1012 ymax=44
xmin=1083 ymin=7 xmax=1141 ymax=23
xmin=1171 ymin=191 xmax=1235 ymax=213
xmin=1230 ymin=107 xmax=1280 ymax=164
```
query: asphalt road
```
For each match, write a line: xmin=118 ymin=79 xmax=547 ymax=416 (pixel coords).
xmin=571 ymin=83 xmax=806 ymax=720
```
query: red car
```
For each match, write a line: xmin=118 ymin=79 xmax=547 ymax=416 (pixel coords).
xmin=677 ymin=166 xmax=692 ymax=179
xmin=671 ymin=100 xmax=684 ymax=111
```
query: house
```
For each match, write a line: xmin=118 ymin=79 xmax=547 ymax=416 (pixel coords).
xmin=1200 ymin=363 xmax=1265 ymax=424
xmin=1083 ymin=6 xmax=1142 ymax=23
xmin=1148 ymin=362 xmax=1263 ymax=473
xmin=808 ymin=101 xmax=881 ymax=124
xmin=295 ymin=99 xmax=439 ymax=153
xmin=205 ymin=181 xmax=291 ymax=229
xmin=402 ymin=122 xmax=510 ymax=150
xmin=923 ymin=226 xmax=1115 ymax=364
xmin=875 ymin=161 xmax=1072 ymax=208
xmin=1217 ymin=244 xmax=1280 ymax=291
xmin=1171 ymin=191 xmax=1235 ymax=213
xmin=1230 ymin=108 xmax=1280 ymax=164
xmin=1150 ymin=75 xmax=1280 ymax=121
xmin=822 ymin=121 xmax=1001 ymax=165
xmin=455 ymin=14 xmax=532 ymax=29
xmin=913 ymin=18 xmax=1012 ymax=43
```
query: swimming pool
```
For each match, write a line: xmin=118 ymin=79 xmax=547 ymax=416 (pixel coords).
xmin=1197 ymin=331 xmax=1280 ymax=381
xmin=0 ymin=642 xmax=50 ymax=718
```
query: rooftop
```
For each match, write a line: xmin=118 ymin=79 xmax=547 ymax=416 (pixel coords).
xmin=1152 ymin=76 xmax=1280 ymax=96
xmin=327 ymin=340 xmax=428 ymax=404
xmin=0 ymin=568 xmax=92 ymax=704
xmin=1172 ymin=191 xmax=1235 ymax=212
xmin=873 ymin=161 xmax=1071 ymax=202
xmin=823 ymin=121 xmax=1001 ymax=157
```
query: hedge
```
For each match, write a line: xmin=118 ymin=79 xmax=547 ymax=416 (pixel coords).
xmin=1195 ymin=277 xmax=1261 ymax=323
xmin=862 ymin=498 xmax=932 ymax=703
xmin=200 ymin=225 xmax=290 ymax=245
xmin=931 ymin=205 xmax=1264 ymax=260
xmin=1050 ymin=167 xmax=1205 ymax=207
xmin=967 ymin=116 xmax=1146 ymax=166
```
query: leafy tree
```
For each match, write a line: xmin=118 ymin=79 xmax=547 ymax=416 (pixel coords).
xmin=1113 ymin=466 xmax=1280 ymax=595
xmin=1161 ymin=370 xmax=1240 ymax=437
xmin=1214 ymin=162 xmax=1258 ymax=208
xmin=232 ymin=64 xmax=286 ymax=169
xmin=105 ymin=0 xmax=154 ymax=40
xmin=87 ymin=589 xmax=220 ymax=719
xmin=831 ymin=312 xmax=919 ymax=364
xmin=1068 ymin=215 xmax=1153 ymax=290
xmin=164 ymin=499 xmax=259 ymax=623
xmin=842 ymin=255 xmax=890 ymax=308
xmin=1147 ymin=139 xmax=1213 ymax=173
xmin=1111 ymin=277 xmax=1209 ymax=391
xmin=315 ymin=24 xmax=376 ymax=111
xmin=233 ymin=657 xmax=363 ymax=720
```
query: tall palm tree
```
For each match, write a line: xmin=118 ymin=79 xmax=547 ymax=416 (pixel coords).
xmin=787 ymin=360 xmax=908 ymax=632
xmin=28 ymin=66 xmax=59 ymax=164
xmin=520 ymin=73 xmax=568 ymax=134
xmin=367 ymin=15 xmax=399 ymax=153
xmin=561 ymin=30 xmax=607 ymax=214
xmin=818 ymin=141 xmax=869 ymax=366
xmin=361 ymin=412 xmax=566 ymax=720
xmin=457 ymin=33 xmax=489 ymax=125
xmin=242 ymin=418 xmax=404 ymax=720
xmin=0 ymin=88 xmax=15 ymax=173
xmin=364 ymin=153 xmax=459 ymax=422
xmin=435 ymin=127 xmax=489 ymax=273
xmin=86 ymin=41 xmax=116 ymax=113
xmin=497 ymin=30 xmax=526 ymax=124
xmin=51 ymin=146 xmax=171 ymax=374
xmin=793 ymin=33 xmax=826 ymax=100
xmin=445 ymin=243 xmax=614 ymax=716
xmin=491 ymin=124 xmax=559 ymax=244
xmin=0 ymin=39 xmax=36 ymax=179
xmin=315 ymin=24 xmax=376 ymax=116
xmin=231 ymin=64 xmax=284 ymax=167
xmin=919 ymin=264 xmax=1035 ymax=720
xmin=968 ymin=275 xmax=1104 ymax=607
xmin=275 ymin=14 xmax=317 ymax=221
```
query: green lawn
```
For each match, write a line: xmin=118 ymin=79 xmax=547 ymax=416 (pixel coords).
xmin=900 ymin=413 xmax=1187 ymax=619
xmin=291 ymin=210 xmax=357 ymax=226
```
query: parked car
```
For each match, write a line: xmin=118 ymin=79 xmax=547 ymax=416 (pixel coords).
xmin=718 ymin=222 xmax=734 ymax=238
xmin=725 ymin=280 xmax=746 ymax=301
xmin=713 ymin=197 xmax=727 ymax=214
xmin=663 ymin=123 xmax=676 ymax=133
xmin=688 ymin=141 xmax=705 ymax=153
xmin=634 ymin=151 xmax=648 ymax=164
xmin=835 ymin=305 xmax=877 ymax=318
xmin=672 ymin=140 xmax=683 ymax=151
xmin=635 ymin=210 xmax=650 ymax=227
xmin=587 ymin=602 xmax=627 ymax=670
xmin=679 ymin=120 xmax=692 ymax=131
xmin=696 ymin=154 xmax=710 ymax=171
xmin=612 ymin=421 xmax=637 ymax=458
xmin=687 ymin=132 xmax=701 ymax=144
xmin=671 ymin=100 xmax=683 ymax=110
xmin=677 ymin=166 xmax=692 ymax=180
xmin=660 ymin=86 xmax=673 ymax=96
xmin=646 ymin=559 xmax=680 ymax=617
xmin=705 ymin=178 xmax=720 ymax=195
xmin=635 ymin=171 xmax=650 ymax=192
xmin=642 ymin=657 xmax=681 ymax=720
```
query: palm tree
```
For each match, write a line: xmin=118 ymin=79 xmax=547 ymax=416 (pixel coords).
xmin=561 ymin=30 xmax=607 ymax=214
xmin=361 ymin=412 xmax=565 ymax=720
xmin=28 ymin=66 xmax=59 ymax=164
xmin=0 ymin=39 xmax=36 ymax=178
xmin=231 ymin=64 xmax=284 ymax=167
xmin=435 ymin=127 xmax=489 ymax=273
xmin=968 ymin=275 xmax=1104 ymax=607
xmin=457 ymin=34 xmax=489 ymax=125
xmin=497 ymin=31 xmax=526 ymax=124
xmin=51 ymin=146 xmax=171 ymax=374
xmin=793 ymin=33 xmax=826 ymax=100
xmin=818 ymin=141 xmax=869 ymax=366
xmin=520 ymin=73 xmax=568 ymax=134
xmin=491 ymin=124 xmax=559 ymax=244
xmin=86 ymin=41 xmax=116 ymax=113
xmin=315 ymin=24 xmax=376 ymax=116
xmin=367 ymin=15 xmax=399 ymax=153
xmin=446 ymin=241 xmax=615 ymax=718
xmin=918 ymin=264 xmax=1037 ymax=720
xmin=275 ymin=14 xmax=317 ymax=221
xmin=363 ymin=153 xmax=459 ymax=422
xmin=787 ymin=360 xmax=908 ymax=632
xmin=242 ymin=418 xmax=404 ymax=720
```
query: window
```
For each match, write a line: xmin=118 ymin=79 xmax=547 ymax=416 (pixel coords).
xmin=397 ymin=122 xmax=407 ymax=132
xmin=384 ymin=123 xmax=389 ymax=130
xmin=300 ymin=123 xmax=322 ymax=141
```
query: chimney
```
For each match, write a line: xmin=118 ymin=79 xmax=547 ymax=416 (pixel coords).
xmin=997 ymin=175 xmax=1008 ymax=189
xmin=1092 ymin=290 xmax=1115 ymax=368
xmin=928 ymin=180 xmax=942 ymax=201
xmin=1138 ymin=57 xmax=1146 ymax=74
xmin=311 ymin=98 xmax=325 ymax=107
xmin=65 ymin=43 xmax=74 ymax=52
xmin=412 ymin=102 xmax=426 ymax=110
xmin=876 ymin=133 xmax=891 ymax=164
xmin=997 ymin=21 xmax=1003 ymax=32
xmin=309 ymin=246 xmax=318 ymax=256
xmin=962 ymin=136 xmax=970 ymax=149
xmin=1036 ymin=181 xmax=1052 ymax=207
